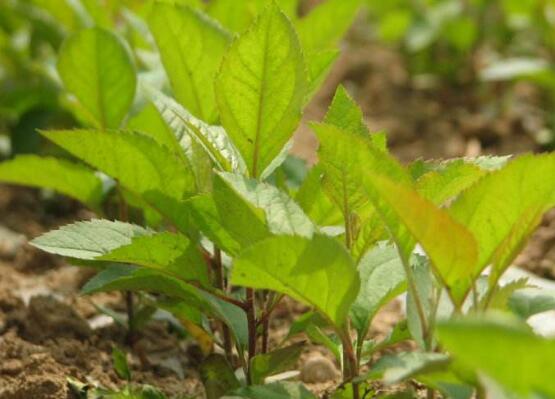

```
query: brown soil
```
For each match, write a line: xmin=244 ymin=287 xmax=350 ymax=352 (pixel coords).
xmin=1 ymin=21 xmax=555 ymax=399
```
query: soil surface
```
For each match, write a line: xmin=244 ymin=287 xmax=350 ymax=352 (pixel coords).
xmin=1 ymin=23 xmax=555 ymax=399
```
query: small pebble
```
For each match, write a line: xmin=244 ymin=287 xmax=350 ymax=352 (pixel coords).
xmin=300 ymin=354 xmax=339 ymax=383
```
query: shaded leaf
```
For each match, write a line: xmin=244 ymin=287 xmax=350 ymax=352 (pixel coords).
xmin=250 ymin=342 xmax=304 ymax=384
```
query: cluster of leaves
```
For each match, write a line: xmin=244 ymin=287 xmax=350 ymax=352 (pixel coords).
xmin=2 ymin=1 xmax=555 ymax=399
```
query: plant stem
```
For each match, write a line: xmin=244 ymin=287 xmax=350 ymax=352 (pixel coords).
xmin=125 ymin=290 xmax=136 ymax=346
xmin=339 ymin=325 xmax=360 ymax=399
xmin=213 ymin=247 xmax=234 ymax=364
xmin=400 ymin=255 xmax=429 ymax=348
xmin=245 ymin=287 xmax=257 ymax=385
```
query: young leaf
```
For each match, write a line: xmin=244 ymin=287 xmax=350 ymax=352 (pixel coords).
xmin=31 ymin=219 xmax=150 ymax=259
xmin=313 ymin=123 xmax=409 ymax=232
xmin=350 ymin=245 xmax=407 ymax=337
xmin=0 ymin=155 xmax=104 ymax=209
xmin=83 ymin=266 xmax=248 ymax=352
xmin=112 ymin=347 xmax=131 ymax=381
xmin=366 ymin=352 xmax=450 ymax=384
xmin=232 ymin=234 xmax=360 ymax=327
xmin=324 ymin=85 xmax=369 ymax=137
xmin=509 ymin=288 xmax=555 ymax=320
xmin=363 ymin=173 xmax=478 ymax=305
xmin=437 ymin=317 xmax=555 ymax=397
xmin=148 ymin=2 xmax=230 ymax=123
xmin=305 ymin=49 xmax=339 ymax=102
xmin=215 ymin=3 xmax=307 ymax=177
xmin=449 ymin=154 xmax=555 ymax=286
xmin=57 ymin=27 xmax=136 ymax=128
xmin=41 ymin=129 xmax=196 ymax=203
xmin=250 ymin=342 xmax=304 ymax=384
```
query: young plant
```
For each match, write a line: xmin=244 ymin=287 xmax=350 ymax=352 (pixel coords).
xmin=6 ymin=1 xmax=555 ymax=399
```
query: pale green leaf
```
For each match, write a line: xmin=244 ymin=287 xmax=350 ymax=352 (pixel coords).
xmin=0 ymin=155 xmax=104 ymax=209
xmin=215 ymin=3 xmax=307 ymax=177
xmin=438 ymin=317 xmax=555 ymax=397
xmin=148 ymin=2 xmax=230 ymax=122
xmin=296 ymin=0 xmax=361 ymax=51
xmin=57 ymin=27 xmax=136 ymax=128
xmin=216 ymin=172 xmax=314 ymax=238
xmin=31 ymin=219 xmax=150 ymax=259
xmin=41 ymin=129 xmax=196 ymax=203
xmin=362 ymin=172 xmax=478 ymax=305
xmin=449 ymin=154 xmax=555 ymax=286
xmin=147 ymin=87 xmax=245 ymax=173
xmin=351 ymin=245 xmax=407 ymax=336
xmin=232 ymin=234 xmax=359 ymax=327
xmin=509 ymin=288 xmax=555 ymax=319
xmin=367 ymin=352 xmax=450 ymax=384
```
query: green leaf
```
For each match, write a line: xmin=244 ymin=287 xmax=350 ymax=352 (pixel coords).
xmin=82 ymin=266 xmax=248 ymax=352
xmin=148 ymin=2 xmax=230 ymax=123
xmin=112 ymin=347 xmax=131 ymax=381
xmin=305 ymin=49 xmax=339 ymax=101
xmin=224 ymin=382 xmax=317 ymax=399
xmin=0 ymin=155 xmax=104 ymax=209
xmin=98 ymin=232 xmax=209 ymax=286
xmin=215 ymin=3 xmax=307 ymax=178
xmin=185 ymin=195 xmax=243 ymax=255
xmin=437 ymin=317 xmax=555 ymax=397
xmin=313 ymin=123 xmax=409 ymax=226
xmin=232 ymin=234 xmax=359 ymax=327
xmin=216 ymin=172 xmax=314 ymax=238
xmin=324 ymin=85 xmax=368 ymax=137
xmin=200 ymin=354 xmax=241 ymax=399
xmin=365 ymin=352 xmax=450 ymax=384
xmin=509 ymin=288 xmax=555 ymax=319
xmin=449 ymin=154 xmax=555 ymax=287
xmin=295 ymin=165 xmax=343 ymax=226
xmin=350 ymin=245 xmax=407 ymax=337
xmin=415 ymin=160 xmax=486 ymax=205
xmin=41 ymin=129 xmax=196 ymax=203
xmin=147 ymin=87 xmax=245 ymax=173
xmin=207 ymin=0 xmax=299 ymax=33
xmin=250 ymin=342 xmax=304 ymax=384
xmin=127 ymin=103 xmax=181 ymax=152
xmin=57 ymin=27 xmax=136 ymax=128
xmin=296 ymin=0 xmax=360 ymax=51
xmin=31 ymin=219 xmax=150 ymax=259
xmin=362 ymin=171 xmax=478 ymax=305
